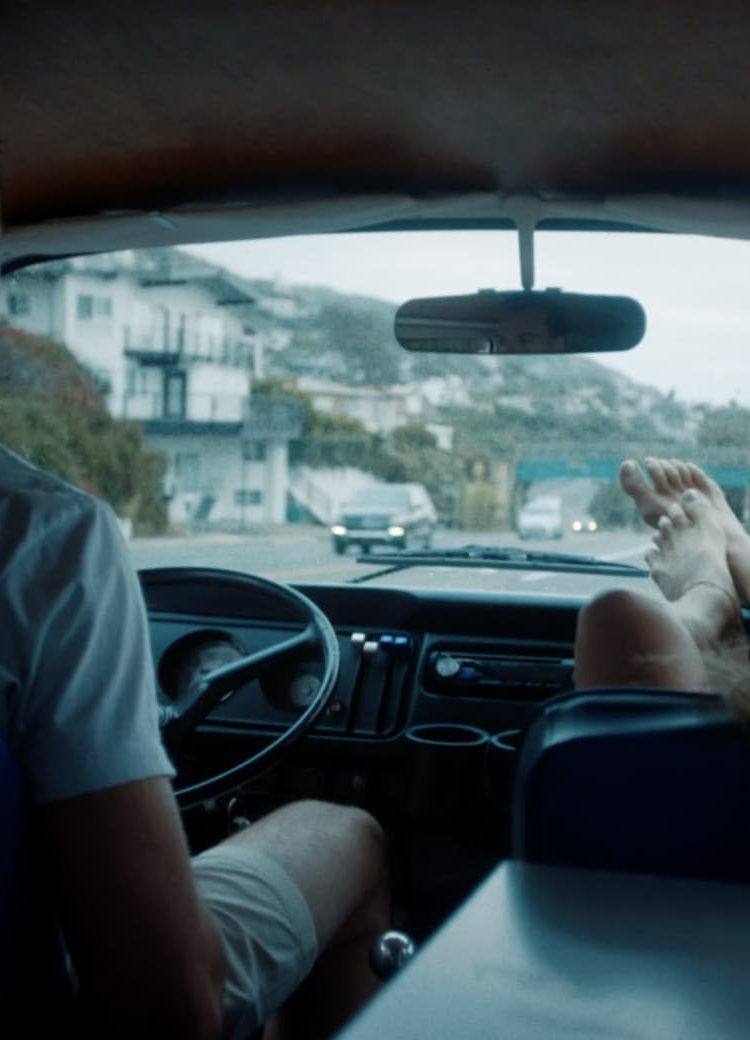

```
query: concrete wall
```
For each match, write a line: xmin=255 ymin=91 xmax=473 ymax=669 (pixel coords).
xmin=288 ymin=465 xmax=378 ymax=523
xmin=151 ymin=431 xmax=288 ymax=528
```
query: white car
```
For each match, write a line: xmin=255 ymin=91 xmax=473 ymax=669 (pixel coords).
xmin=517 ymin=497 xmax=565 ymax=540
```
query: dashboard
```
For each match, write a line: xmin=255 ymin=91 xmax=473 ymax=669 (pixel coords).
xmin=142 ymin=570 xmax=580 ymax=751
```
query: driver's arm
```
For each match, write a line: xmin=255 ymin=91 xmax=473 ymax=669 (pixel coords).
xmin=4 ymin=492 xmax=225 ymax=1034
xmin=38 ymin=777 xmax=225 ymax=1038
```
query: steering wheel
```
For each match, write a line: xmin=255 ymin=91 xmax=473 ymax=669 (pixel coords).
xmin=142 ymin=568 xmax=340 ymax=809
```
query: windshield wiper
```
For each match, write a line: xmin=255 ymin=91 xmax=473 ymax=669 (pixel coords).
xmin=350 ymin=544 xmax=649 ymax=583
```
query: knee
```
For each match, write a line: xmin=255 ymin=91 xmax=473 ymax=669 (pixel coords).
xmin=310 ymin=801 xmax=385 ymax=858
xmin=575 ymin=589 xmax=664 ymax=688
xmin=578 ymin=588 xmax=655 ymax=642
xmin=283 ymin=800 xmax=386 ymax=869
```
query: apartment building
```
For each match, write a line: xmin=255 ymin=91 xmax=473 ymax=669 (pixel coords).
xmin=1 ymin=248 xmax=301 ymax=527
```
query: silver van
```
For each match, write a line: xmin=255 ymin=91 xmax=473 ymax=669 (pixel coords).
xmin=517 ymin=496 xmax=565 ymax=540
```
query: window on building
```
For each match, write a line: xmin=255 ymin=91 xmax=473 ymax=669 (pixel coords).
xmin=242 ymin=441 xmax=267 ymax=462
xmin=8 ymin=292 xmax=30 ymax=316
xmin=125 ymin=362 xmax=156 ymax=397
xmin=175 ymin=452 xmax=201 ymax=493
xmin=197 ymin=313 xmax=223 ymax=358
xmin=235 ymin=489 xmax=263 ymax=506
xmin=77 ymin=294 xmax=113 ymax=320
xmin=164 ymin=371 xmax=187 ymax=419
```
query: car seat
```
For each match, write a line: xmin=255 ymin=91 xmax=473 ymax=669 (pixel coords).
xmin=0 ymin=731 xmax=412 ymax=1038
xmin=511 ymin=689 xmax=750 ymax=883
xmin=0 ymin=733 xmax=75 ymax=1034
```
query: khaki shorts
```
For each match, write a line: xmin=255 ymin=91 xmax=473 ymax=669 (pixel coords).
xmin=192 ymin=843 xmax=318 ymax=1038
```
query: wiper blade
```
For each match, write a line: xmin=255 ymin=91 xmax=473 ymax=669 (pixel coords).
xmin=351 ymin=544 xmax=649 ymax=583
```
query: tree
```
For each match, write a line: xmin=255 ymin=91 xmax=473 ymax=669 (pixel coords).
xmin=697 ymin=402 xmax=750 ymax=451
xmin=0 ymin=326 xmax=167 ymax=532
xmin=368 ymin=423 xmax=462 ymax=523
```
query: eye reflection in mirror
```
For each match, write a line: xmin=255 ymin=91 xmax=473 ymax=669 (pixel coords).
xmin=494 ymin=302 xmax=565 ymax=354
xmin=394 ymin=290 xmax=646 ymax=356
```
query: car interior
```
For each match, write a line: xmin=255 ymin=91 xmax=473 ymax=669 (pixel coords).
xmin=4 ymin=2 xmax=750 ymax=1037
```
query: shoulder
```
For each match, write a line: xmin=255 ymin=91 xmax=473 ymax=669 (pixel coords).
xmin=0 ymin=445 xmax=120 ymax=574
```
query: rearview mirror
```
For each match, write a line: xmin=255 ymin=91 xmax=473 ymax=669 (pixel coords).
xmin=394 ymin=290 xmax=646 ymax=355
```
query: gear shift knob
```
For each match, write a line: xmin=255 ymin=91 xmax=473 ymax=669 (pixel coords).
xmin=369 ymin=929 xmax=417 ymax=981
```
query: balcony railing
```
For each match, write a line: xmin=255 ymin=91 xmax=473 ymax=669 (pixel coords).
xmin=123 ymin=325 xmax=252 ymax=367
xmin=123 ymin=391 xmax=247 ymax=422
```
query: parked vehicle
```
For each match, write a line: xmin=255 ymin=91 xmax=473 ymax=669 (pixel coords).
xmin=331 ymin=482 xmax=437 ymax=553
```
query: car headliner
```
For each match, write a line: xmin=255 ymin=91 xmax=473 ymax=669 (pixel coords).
xmin=2 ymin=1 xmax=750 ymax=269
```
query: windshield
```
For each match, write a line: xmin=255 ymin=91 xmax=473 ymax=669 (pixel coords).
xmin=4 ymin=229 xmax=750 ymax=596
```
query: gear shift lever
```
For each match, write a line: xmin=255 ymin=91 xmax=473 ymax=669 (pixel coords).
xmin=369 ymin=930 xmax=417 ymax=981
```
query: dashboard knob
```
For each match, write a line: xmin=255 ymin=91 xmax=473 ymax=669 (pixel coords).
xmin=369 ymin=930 xmax=417 ymax=981
xmin=435 ymin=654 xmax=460 ymax=678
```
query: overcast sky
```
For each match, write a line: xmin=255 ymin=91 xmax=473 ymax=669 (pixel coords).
xmin=188 ymin=231 xmax=750 ymax=407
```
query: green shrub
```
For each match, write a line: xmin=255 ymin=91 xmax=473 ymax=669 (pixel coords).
xmin=0 ymin=326 xmax=167 ymax=533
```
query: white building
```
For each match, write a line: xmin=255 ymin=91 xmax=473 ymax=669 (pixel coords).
xmin=0 ymin=248 xmax=301 ymax=528
xmin=291 ymin=375 xmax=424 ymax=433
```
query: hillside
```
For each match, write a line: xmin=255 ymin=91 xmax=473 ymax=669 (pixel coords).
xmin=243 ymin=278 xmax=693 ymax=448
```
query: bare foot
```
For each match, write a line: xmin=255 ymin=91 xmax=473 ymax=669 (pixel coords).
xmin=620 ymin=457 xmax=688 ymax=528
xmin=621 ymin=456 xmax=750 ymax=600
xmin=645 ymin=491 xmax=739 ymax=652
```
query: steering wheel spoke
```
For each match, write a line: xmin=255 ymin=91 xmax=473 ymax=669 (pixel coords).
xmin=164 ymin=622 xmax=318 ymax=753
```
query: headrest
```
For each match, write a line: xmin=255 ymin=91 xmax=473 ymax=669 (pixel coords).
xmin=512 ymin=689 xmax=750 ymax=883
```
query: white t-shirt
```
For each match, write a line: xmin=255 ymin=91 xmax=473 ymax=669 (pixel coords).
xmin=0 ymin=446 xmax=174 ymax=803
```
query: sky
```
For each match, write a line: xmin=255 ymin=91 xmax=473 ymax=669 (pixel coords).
xmin=188 ymin=230 xmax=750 ymax=407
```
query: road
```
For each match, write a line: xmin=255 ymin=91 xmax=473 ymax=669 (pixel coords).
xmin=128 ymin=524 xmax=653 ymax=594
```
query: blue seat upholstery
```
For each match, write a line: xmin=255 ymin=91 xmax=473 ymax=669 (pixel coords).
xmin=512 ymin=689 xmax=750 ymax=883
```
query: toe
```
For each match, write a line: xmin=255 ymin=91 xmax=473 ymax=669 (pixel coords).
xmin=619 ymin=458 xmax=647 ymax=496
xmin=644 ymin=545 xmax=660 ymax=570
xmin=670 ymin=459 xmax=692 ymax=488
xmin=661 ymin=460 xmax=683 ymax=491
xmin=644 ymin=457 xmax=670 ymax=494
xmin=686 ymin=462 xmax=717 ymax=497
xmin=680 ymin=487 xmax=712 ymax=525
xmin=666 ymin=503 xmax=689 ymax=528
xmin=657 ymin=514 xmax=674 ymax=544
